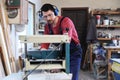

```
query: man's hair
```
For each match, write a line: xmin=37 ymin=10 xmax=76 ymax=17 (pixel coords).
xmin=40 ymin=3 xmax=59 ymax=16
xmin=41 ymin=3 xmax=55 ymax=12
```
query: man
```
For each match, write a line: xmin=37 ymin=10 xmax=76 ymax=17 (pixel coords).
xmin=40 ymin=3 xmax=82 ymax=80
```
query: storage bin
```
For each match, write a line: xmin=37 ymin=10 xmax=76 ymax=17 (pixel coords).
xmin=112 ymin=71 xmax=120 ymax=80
xmin=110 ymin=59 xmax=120 ymax=80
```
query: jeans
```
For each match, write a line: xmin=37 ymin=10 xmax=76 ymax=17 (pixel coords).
xmin=70 ymin=43 xmax=82 ymax=80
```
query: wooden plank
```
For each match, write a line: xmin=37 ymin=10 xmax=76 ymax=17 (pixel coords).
xmin=0 ymin=49 xmax=5 ymax=78
xmin=25 ymin=59 xmax=65 ymax=71
xmin=28 ymin=72 xmax=72 ymax=80
xmin=0 ymin=47 xmax=7 ymax=75
xmin=0 ymin=12 xmax=1 ymax=21
xmin=0 ymin=1 xmax=16 ymax=73
xmin=19 ymin=35 xmax=70 ymax=43
xmin=0 ymin=24 xmax=12 ymax=75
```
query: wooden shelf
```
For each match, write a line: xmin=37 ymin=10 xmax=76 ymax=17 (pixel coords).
xmin=97 ymin=38 xmax=111 ymax=40
xmin=92 ymin=9 xmax=120 ymax=42
xmin=92 ymin=10 xmax=120 ymax=15
xmin=96 ymin=25 xmax=120 ymax=28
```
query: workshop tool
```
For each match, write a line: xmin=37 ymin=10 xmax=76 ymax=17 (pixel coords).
xmin=19 ymin=35 xmax=71 ymax=80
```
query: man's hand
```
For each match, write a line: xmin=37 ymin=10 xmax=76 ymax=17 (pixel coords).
xmin=40 ymin=48 xmax=47 ymax=50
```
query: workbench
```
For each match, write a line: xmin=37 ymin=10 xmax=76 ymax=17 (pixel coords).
xmin=104 ymin=46 xmax=120 ymax=80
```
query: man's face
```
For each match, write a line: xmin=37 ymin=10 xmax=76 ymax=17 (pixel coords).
xmin=42 ymin=10 xmax=56 ymax=24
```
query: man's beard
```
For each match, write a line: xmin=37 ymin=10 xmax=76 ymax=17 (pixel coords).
xmin=47 ymin=20 xmax=53 ymax=24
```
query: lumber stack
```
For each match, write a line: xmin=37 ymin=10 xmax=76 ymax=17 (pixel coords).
xmin=0 ymin=0 xmax=16 ymax=75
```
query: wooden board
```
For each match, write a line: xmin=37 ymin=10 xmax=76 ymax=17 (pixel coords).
xmin=28 ymin=72 xmax=72 ymax=80
xmin=0 ymin=48 xmax=5 ymax=78
xmin=19 ymin=35 xmax=70 ymax=43
xmin=0 ymin=24 xmax=12 ymax=75
xmin=0 ymin=0 xmax=16 ymax=74
xmin=25 ymin=59 xmax=65 ymax=71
